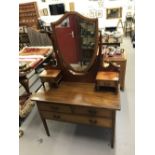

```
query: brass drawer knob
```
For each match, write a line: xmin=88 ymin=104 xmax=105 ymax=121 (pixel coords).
xmin=53 ymin=115 xmax=60 ymax=119
xmin=89 ymin=119 xmax=97 ymax=124
xmin=88 ymin=109 xmax=97 ymax=115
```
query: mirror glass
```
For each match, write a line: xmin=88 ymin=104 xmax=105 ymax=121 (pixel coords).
xmin=53 ymin=13 xmax=98 ymax=72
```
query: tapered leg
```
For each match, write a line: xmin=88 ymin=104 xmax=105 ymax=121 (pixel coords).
xmin=19 ymin=76 xmax=30 ymax=94
xmin=111 ymin=111 xmax=116 ymax=148
xmin=42 ymin=82 xmax=46 ymax=89
xmin=41 ymin=80 xmax=45 ymax=89
xmin=41 ymin=117 xmax=50 ymax=136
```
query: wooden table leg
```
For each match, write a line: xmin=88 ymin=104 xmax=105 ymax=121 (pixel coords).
xmin=42 ymin=82 xmax=45 ymax=89
xmin=120 ymin=86 xmax=124 ymax=91
xmin=119 ymin=60 xmax=126 ymax=91
xmin=41 ymin=117 xmax=50 ymax=136
xmin=111 ymin=111 xmax=116 ymax=148
xmin=19 ymin=76 xmax=30 ymax=94
xmin=41 ymin=80 xmax=45 ymax=89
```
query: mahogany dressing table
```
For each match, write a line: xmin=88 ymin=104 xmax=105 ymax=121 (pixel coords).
xmin=31 ymin=82 xmax=120 ymax=148
xmin=31 ymin=11 xmax=121 ymax=148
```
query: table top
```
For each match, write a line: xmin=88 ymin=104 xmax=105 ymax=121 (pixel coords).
xmin=31 ymin=82 xmax=120 ymax=110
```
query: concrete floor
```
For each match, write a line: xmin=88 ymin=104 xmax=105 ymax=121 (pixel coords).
xmin=19 ymin=37 xmax=135 ymax=155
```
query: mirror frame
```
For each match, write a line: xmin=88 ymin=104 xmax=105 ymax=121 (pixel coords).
xmin=51 ymin=11 xmax=99 ymax=74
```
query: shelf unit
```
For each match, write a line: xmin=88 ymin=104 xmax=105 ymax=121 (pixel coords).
xmin=19 ymin=2 xmax=39 ymax=29
xmin=79 ymin=21 xmax=96 ymax=65
xmin=124 ymin=14 xmax=135 ymax=37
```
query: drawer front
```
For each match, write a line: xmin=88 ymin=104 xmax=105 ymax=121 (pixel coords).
xmin=72 ymin=106 xmax=113 ymax=118
xmin=37 ymin=102 xmax=72 ymax=114
xmin=41 ymin=111 xmax=112 ymax=128
xmin=97 ymin=81 xmax=117 ymax=87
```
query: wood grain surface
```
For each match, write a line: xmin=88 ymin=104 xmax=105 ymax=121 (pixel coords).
xmin=31 ymin=82 xmax=120 ymax=110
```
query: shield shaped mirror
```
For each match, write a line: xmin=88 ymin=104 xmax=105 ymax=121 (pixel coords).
xmin=52 ymin=12 xmax=99 ymax=73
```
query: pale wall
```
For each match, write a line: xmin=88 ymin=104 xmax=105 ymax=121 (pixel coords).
xmin=19 ymin=0 xmax=135 ymax=29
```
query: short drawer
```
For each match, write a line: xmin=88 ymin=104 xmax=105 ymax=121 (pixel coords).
xmin=40 ymin=111 xmax=113 ymax=128
xmin=97 ymin=81 xmax=118 ymax=87
xmin=72 ymin=106 xmax=113 ymax=118
xmin=37 ymin=102 xmax=72 ymax=113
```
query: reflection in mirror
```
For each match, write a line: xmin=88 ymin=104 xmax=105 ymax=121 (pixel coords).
xmin=79 ymin=20 xmax=96 ymax=69
xmin=53 ymin=13 xmax=98 ymax=72
xmin=56 ymin=17 xmax=70 ymax=28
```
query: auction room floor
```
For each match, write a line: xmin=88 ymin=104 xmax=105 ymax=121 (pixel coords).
xmin=19 ymin=37 xmax=135 ymax=155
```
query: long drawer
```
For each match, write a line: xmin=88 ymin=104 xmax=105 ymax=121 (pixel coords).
xmin=40 ymin=111 xmax=113 ymax=128
xmin=37 ymin=102 xmax=72 ymax=114
xmin=72 ymin=106 xmax=113 ymax=118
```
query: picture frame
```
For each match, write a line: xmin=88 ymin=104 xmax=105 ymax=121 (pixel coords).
xmin=106 ymin=7 xmax=122 ymax=19
xmin=43 ymin=8 xmax=48 ymax=16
